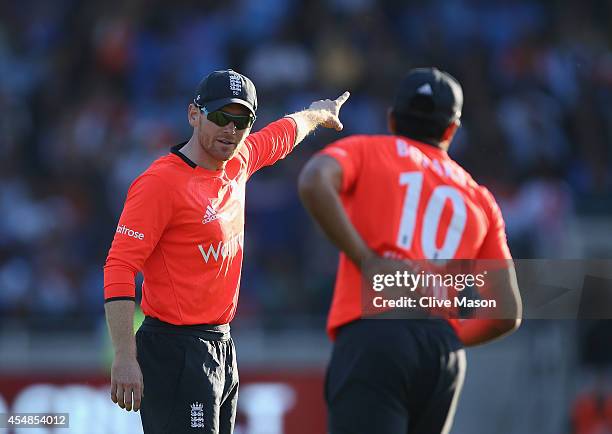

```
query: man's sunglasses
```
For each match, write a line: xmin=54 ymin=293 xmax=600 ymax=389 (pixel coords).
xmin=199 ymin=107 xmax=255 ymax=130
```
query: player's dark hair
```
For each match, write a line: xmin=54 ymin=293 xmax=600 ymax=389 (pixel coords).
xmin=392 ymin=111 xmax=450 ymax=147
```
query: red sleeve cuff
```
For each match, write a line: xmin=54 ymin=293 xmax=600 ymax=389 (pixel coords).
xmin=104 ymin=283 xmax=136 ymax=300
xmin=104 ymin=265 xmax=136 ymax=299
xmin=283 ymin=116 xmax=298 ymax=148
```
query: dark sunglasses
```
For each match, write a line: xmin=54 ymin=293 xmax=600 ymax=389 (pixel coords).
xmin=199 ymin=107 xmax=255 ymax=130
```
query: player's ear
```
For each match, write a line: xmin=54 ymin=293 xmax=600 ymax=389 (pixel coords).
xmin=188 ymin=104 xmax=200 ymax=128
xmin=387 ymin=108 xmax=397 ymax=134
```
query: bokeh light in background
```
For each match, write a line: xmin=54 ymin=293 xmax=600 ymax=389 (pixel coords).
xmin=1 ymin=0 xmax=611 ymax=433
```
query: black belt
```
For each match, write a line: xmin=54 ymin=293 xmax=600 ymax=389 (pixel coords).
xmin=140 ymin=316 xmax=231 ymax=341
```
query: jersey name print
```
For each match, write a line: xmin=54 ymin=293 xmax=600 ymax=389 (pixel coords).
xmin=319 ymin=135 xmax=512 ymax=338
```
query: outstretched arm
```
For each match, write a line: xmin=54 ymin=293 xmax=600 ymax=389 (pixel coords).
xmin=288 ymin=91 xmax=350 ymax=145
xmin=243 ymin=91 xmax=351 ymax=177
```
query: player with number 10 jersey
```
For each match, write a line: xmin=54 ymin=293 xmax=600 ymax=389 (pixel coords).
xmin=320 ymin=131 xmax=511 ymax=339
xmin=299 ymin=67 xmax=521 ymax=434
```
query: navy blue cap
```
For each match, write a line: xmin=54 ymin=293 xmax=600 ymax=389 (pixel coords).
xmin=393 ymin=67 xmax=463 ymax=124
xmin=193 ymin=69 xmax=257 ymax=116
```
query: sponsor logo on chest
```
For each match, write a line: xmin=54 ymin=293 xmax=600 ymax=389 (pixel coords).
xmin=201 ymin=199 xmax=242 ymax=225
xmin=197 ymin=232 xmax=244 ymax=263
xmin=202 ymin=204 xmax=220 ymax=224
xmin=201 ymin=180 xmax=244 ymax=225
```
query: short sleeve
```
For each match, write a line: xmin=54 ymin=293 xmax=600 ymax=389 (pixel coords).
xmin=318 ymin=136 xmax=364 ymax=193
xmin=103 ymin=173 xmax=174 ymax=300
xmin=476 ymin=187 xmax=512 ymax=260
xmin=243 ymin=117 xmax=298 ymax=178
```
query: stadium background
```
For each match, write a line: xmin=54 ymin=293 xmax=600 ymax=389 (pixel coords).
xmin=1 ymin=0 xmax=612 ymax=433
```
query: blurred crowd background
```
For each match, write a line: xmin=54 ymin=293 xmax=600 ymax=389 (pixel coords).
xmin=1 ymin=0 xmax=612 ymax=432
xmin=3 ymin=0 xmax=612 ymax=323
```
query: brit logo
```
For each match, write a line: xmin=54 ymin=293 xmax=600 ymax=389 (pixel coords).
xmin=190 ymin=402 xmax=205 ymax=428
xmin=202 ymin=204 xmax=220 ymax=224
xmin=229 ymin=71 xmax=242 ymax=96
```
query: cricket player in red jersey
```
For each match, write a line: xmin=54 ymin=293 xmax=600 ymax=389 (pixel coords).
xmin=299 ymin=67 xmax=522 ymax=434
xmin=103 ymin=69 xmax=349 ymax=433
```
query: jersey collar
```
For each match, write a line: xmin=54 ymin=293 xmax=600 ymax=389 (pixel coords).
xmin=171 ymin=143 xmax=197 ymax=168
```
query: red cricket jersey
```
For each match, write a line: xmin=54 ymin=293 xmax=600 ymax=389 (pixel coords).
xmin=104 ymin=118 xmax=297 ymax=325
xmin=319 ymin=135 xmax=512 ymax=339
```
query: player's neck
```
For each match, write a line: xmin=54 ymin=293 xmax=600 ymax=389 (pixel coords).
xmin=181 ymin=137 xmax=226 ymax=171
xmin=403 ymin=135 xmax=449 ymax=153
xmin=422 ymin=138 xmax=450 ymax=152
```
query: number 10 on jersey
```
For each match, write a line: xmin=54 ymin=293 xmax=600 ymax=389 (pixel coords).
xmin=396 ymin=172 xmax=467 ymax=260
